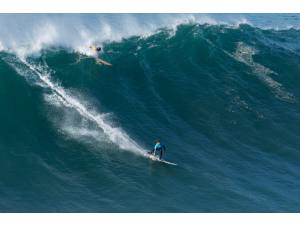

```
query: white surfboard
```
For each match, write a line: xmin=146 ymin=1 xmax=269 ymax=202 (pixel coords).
xmin=145 ymin=153 xmax=177 ymax=166
xmin=96 ymin=58 xmax=112 ymax=66
xmin=89 ymin=45 xmax=112 ymax=66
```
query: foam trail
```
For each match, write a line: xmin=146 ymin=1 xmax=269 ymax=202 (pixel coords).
xmin=233 ymin=42 xmax=296 ymax=103
xmin=17 ymin=58 xmax=145 ymax=155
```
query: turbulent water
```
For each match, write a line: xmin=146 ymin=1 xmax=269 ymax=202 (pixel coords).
xmin=1 ymin=14 xmax=300 ymax=212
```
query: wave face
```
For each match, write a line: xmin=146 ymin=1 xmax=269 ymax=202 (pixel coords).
xmin=1 ymin=14 xmax=300 ymax=212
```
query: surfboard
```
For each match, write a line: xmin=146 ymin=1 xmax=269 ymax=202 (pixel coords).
xmin=96 ymin=58 xmax=112 ymax=66
xmin=89 ymin=45 xmax=112 ymax=66
xmin=90 ymin=45 xmax=97 ymax=50
xmin=145 ymin=153 xmax=177 ymax=166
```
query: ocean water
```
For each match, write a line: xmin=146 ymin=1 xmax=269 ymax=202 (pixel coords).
xmin=0 ymin=14 xmax=300 ymax=212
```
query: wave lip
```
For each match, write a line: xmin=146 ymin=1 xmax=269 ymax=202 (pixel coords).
xmin=1 ymin=14 xmax=299 ymax=58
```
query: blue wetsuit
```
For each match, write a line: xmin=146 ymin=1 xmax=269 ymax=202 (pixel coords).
xmin=153 ymin=142 xmax=166 ymax=159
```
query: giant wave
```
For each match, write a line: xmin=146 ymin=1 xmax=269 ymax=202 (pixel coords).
xmin=1 ymin=14 xmax=300 ymax=212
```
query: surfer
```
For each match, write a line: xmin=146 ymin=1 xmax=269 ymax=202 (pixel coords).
xmin=89 ymin=45 xmax=102 ymax=54
xmin=89 ymin=45 xmax=112 ymax=66
xmin=150 ymin=139 xmax=166 ymax=160
xmin=146 ymin=140 xmax=176 ymax=165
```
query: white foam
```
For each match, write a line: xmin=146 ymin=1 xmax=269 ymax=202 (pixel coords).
xmin=8 ymin=56 xmax=145 ymax=155
xmin=1 ymin=14 xmax=299 ymax=58
xmin=234 ymin=42 xmax=296 ymax=103
xmin=0 ymin=41 xmax=4 ymax=51
xmin=0 ymin=14 xmax=252 ymax=57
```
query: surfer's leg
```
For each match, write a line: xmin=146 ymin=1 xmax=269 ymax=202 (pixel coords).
xmin=148 ymin=149 xmax=154 ymax=154
xmin=159 ymin=150 xmax=162 ymax=159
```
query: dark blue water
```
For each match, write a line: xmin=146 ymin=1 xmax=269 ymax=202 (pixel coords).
xmin=1 ymin=14 xmax=300 ymax=212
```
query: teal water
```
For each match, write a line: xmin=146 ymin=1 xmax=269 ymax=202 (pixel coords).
xmin=1 ymin=15 xmax=300 ymax=212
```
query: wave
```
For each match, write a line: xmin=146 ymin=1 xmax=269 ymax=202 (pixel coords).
xmin=1 ymin=18 xmax=300 ymax=211
xmin=1 ymin=14 xmax=300 ymax=58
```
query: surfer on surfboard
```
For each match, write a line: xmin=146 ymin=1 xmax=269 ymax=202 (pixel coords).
xmin=145 ymin=139 xmax=176 ymax=165
xmin=89 ymin=45 xmax=112 ymax=66
xmin=149 ymin=139 xmax=166 ymax=160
